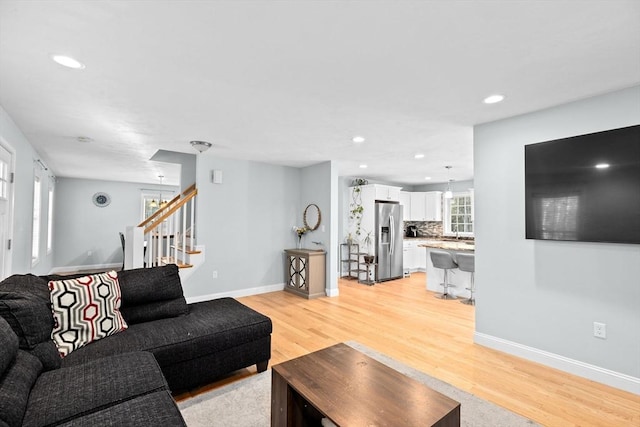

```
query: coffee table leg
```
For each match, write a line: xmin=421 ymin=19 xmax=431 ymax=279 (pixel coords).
xmin=271 ymin=370 xmax=289 ymax=426
xmin=272 ymin=369 xmax=325 ymax=426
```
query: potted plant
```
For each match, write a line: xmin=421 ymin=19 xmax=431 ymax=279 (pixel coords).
xmin=362 ymin=230 xmax=374 ymax=264
xmin=293 ymin=226 xmax=309 ymax=249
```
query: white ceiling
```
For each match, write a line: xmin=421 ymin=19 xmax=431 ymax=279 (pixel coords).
xmin=1 ymin=1 xmax=639 ymax=186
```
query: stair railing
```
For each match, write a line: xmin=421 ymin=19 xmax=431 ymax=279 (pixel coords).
xmin=138 ymin=183 xmax=195 ymax=229
xmin=139 ymin=185 xmax=197 ymax=268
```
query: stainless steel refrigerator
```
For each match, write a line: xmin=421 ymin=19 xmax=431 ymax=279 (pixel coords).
xmin=375 ymin=202 xmax=403 ymax=281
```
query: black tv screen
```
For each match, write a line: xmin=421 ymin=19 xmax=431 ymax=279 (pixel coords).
xmin=525 ymin=124 xmax=640 ymax=244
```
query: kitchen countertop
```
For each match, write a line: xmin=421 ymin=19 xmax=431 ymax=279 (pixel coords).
xmin=414 ymin=239 xmax=475 ymax=252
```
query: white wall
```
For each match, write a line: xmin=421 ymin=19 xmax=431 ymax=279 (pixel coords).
xmin=149 ymin=149 xmax=196 ymax=190
xmin=0 ymin=105 xmax=54 ymax=275
xmin=187 ymin=156 xmax=301 ymax=299
xmin=53 ymin=177 xmax=178 ymax=271
xmin=300 ymin=161 xmax=338 ymax=295
xmin=474 ymin=86 xmax=640 ymax=393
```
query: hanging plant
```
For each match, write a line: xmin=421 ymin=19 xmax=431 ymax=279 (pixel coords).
xmin=349 ymin=182 xmax=364 ymax=238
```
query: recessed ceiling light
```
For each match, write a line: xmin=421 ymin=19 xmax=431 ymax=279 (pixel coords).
xmin=352 ymin=136 xmax=365 ymax=144
xmin=359 ymin=164 xmax=368 ymax=169
xmin=424 ymin=176 xmax=431 ymax=180
xmin=483 ymin=94 xmax=505 ymax=104
xmin=414 ymin=153 xmax=425 ymax=159
xmin=51 ymin=54 xmax=85 ymax=69
xmin=595 ymin=163 xmax=610 ymax=169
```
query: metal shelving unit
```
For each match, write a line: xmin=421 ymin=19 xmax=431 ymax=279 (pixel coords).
xmin=340 ymin=243 xmax=366 ymax=280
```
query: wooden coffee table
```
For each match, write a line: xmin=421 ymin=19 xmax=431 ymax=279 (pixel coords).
xmin=271 ymin=343 xmax=460 ymax=426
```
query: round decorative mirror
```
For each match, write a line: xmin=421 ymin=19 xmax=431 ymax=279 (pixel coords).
xmin=303 ymin=204 xmax=321 ymax=231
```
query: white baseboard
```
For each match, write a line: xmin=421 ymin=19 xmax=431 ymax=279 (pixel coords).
xmin=185 ymin=282 xmax=285 ymax=304
xmin=48 ymin=263 xmax=121 ymax=275
xmin=325 ymin=287 xmax=339 ymax=297
xmin=474 ymin=332 xmax=640 ymax=395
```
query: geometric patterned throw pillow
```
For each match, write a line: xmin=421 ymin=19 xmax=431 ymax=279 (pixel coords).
xmin=48 ymin=271 xmax=128 ymax=357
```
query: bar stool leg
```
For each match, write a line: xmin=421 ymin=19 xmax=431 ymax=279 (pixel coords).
xmin=438 ymin=268 xmax=457 ymax=300
xmin=461 ymin=272 xmax=475 ymax=305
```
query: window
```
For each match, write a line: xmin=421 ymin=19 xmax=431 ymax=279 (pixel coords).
xmin=141 ymin=190 xmax=174 ymax=221
xmin=32 ymin=176 xmax=41 ymax=265
xmin=142 ymin=194 xmax=161 ymax=221
xmin=444 ymin=190 xmax=474 ymax=237
xmin=47 ymin=185 xmax=54 ymax=253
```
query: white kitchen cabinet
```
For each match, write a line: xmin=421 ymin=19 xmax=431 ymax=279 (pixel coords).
xmin=399 ymin=191 xmax=411 ymax=221
xmin=403 ymin=245 xmax=411 ymax=271
xmin=414 ymin=245 xmax=426 ymax=270
xmin=425 ymin=191 xmax=443 ymax=221
xmin=373 ymin=184 xmax=402 ymax=202
xmin=408 ymin=191 xmax=443 ymax=221
xmin=403 ymin=240 xmax=425 ymax=272
xmin=403 ymin=241 xmax=416 ymax=271
xmin=409 ymin=192 xmax=426 ymax=220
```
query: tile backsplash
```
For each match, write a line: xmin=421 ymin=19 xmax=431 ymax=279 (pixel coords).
xmin=404 ymin=221 xmax=442 ymax=238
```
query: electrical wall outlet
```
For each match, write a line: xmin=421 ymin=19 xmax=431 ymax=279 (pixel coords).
xmin=212 ymin=270 xmax=218 ymax=279
xmin=593 ymin=322 xmax=606 ymax=339
xmin=87 ymin=250 xmax=92 ymax=256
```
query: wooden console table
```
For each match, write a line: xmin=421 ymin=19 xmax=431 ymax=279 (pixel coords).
xmin=271 ymin=343 xmax=460 ymax=426
xmin=284 ymin=249 xmax=326 ymax=299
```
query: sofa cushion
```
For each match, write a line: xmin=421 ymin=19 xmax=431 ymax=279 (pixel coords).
xmin=0 ymin=351 xmax=43 ymax=427
xmin=27 ymin=340 xmax=61 ymax=371
xmin=49 ymin=271 xmax=128 ymax=357
xmin=60 ymin=298 xmax=272 ymax=368
xmin=54 ymin=391 xmax=186 ymax=427
xmin=118 ymin=264 xmax=184 ymax=304
xmin=0 ymin=317 xmax=18 ymax=376
xmin=0 ymin=274 xmax=53 ymax=349
xmin=47 ymin=266 xmax=188 ymax=324
xmin=121 ymin=298 xmax=189 ymax=324
xmin=117 ymin=264 xmax=188 ymax=323
xmin=148 ymin=298 xmax=273 ymax=367
xmin=62 ymin=298 xmax=272 ymax=391
xmin=22 ymin=352 xmax=168 ymax=427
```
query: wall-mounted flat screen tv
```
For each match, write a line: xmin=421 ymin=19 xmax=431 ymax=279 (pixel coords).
xmin=525 ymin=124 xmax=640 ymax=244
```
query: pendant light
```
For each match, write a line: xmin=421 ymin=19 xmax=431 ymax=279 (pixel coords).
xmin=444 ymin=166 xmax=453 ymax=199
xmin=158 ymin=175 xmax=166 ymax=208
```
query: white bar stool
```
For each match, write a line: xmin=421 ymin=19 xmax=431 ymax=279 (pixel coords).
xmin=456 ymin=253 xmax=475 ymax=305
xmin=429 ymin=250 xmax=458 ymax=300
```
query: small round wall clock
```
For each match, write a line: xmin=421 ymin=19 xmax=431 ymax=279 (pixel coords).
xmin=92 ymin=192 xmax=111 ymax=207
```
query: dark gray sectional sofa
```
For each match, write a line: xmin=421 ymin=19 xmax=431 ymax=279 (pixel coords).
xmin=0 ymin=265 xmax=273 ymax=426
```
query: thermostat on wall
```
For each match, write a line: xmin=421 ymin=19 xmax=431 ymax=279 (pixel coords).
xmin=211 ymin=170 xmax=223 ymax=184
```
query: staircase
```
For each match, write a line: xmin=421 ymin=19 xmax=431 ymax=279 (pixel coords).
xmin=125 ymin=184 xmax=204 ymax=280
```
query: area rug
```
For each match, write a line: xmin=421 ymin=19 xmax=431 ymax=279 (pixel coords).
xmin=178 ymin=341 xmax=539 ymax=426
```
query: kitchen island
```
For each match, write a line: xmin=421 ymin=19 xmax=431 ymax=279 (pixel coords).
xmin=418 ymin=240 xmax=474 ymax=299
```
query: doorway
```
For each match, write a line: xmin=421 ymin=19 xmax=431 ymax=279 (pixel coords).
xmin=0 ymin=143 xmax=14 ymax=279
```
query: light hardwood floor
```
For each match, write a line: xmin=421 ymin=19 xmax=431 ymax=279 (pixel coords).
xmin=177 ymin=273 xmax=640 ymax=426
